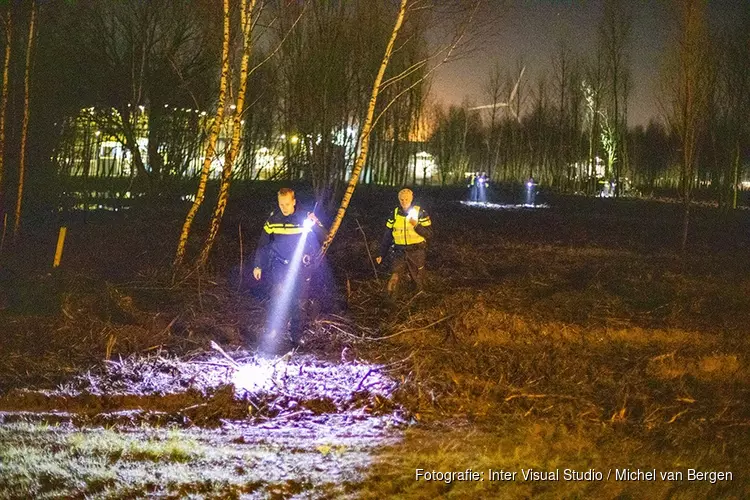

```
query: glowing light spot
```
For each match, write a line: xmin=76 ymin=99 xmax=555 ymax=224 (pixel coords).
xmin=232 ymin=362 xmax=274 ymax=392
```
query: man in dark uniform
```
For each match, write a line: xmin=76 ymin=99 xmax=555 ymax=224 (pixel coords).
xmin=253 ymin=187 xmax=326 ymax=346
xmin=376 ymin=188 xmax=433 ymax=295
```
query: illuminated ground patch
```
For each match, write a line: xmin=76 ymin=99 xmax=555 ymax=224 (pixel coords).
xmin=460 ymin=200 xmax=550 ymax=210
xmin=0 ymin=351 xmax=405 ymax=496
xmin=0 ymin=351 xmax=404 ymax=426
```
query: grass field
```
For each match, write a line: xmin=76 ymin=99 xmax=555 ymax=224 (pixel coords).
xmin=1 ymin=187 xmax=749 ymax=498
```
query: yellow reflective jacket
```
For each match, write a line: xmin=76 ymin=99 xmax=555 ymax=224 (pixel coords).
xmin=379 ymin=205 xmax=432 ymax=256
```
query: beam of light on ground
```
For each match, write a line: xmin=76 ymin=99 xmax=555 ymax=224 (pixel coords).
xmin=460 ymin=201 xmax=549 ymax=210
xmin=259 ymin=219 xmax=314 ymax=354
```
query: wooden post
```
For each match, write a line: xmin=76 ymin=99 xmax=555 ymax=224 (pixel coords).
xmin=53 ymin=226 xmax=67 ymax=268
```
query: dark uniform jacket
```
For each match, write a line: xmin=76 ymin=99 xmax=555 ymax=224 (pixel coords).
xmin=253 ymin=208 xmax=326 ymax=272
xmin=379 ymin=205 xmax=433 ymax=258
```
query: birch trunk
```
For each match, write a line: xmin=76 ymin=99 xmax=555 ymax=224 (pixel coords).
xmin=173 ymin=0 xmax=231 ymax=268
xmin=319 ymin=0 xmax=409 ymax=256
xmin=0 ymin=9 xmax=11 ymax=204
xmin=198 ymin=0 xmax=257 ymax=267
xmin=13 ymin=1 xmax=35 ymax=241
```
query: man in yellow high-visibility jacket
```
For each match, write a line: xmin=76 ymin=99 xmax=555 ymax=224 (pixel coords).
xmin=376 ymin=188 xmax=433 ymax=295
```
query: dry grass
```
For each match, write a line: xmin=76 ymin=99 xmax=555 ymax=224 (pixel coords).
xmin=2 ymin=192 xmax=750 ymax=497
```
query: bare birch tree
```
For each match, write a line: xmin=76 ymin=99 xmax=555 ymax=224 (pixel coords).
xmin=319 ymin=0 xmax=482 ymax=255
xmin=583 ymin=49 xmax=605 ymax=193
xmin=13 ymin=0 xmax=35 ymax=241
xmin=173 ymin=0 xmax=231 ymax=268
xmin=712 ymin=16 xmax=750 ymax=211
xmin=663 ymin=0 xmax=710 ymax=252
xmin=318 ymin=0 xmax=409 ymax=256
xmin=599 ymin=0 xmax=632 ymax=196
xmin=0 ymin=6 xmax=11 ymax=207
xmin=481 ymin=62 xmax=504 ymax=180
xmin=198 ymin=0 xmax=258 ymax=267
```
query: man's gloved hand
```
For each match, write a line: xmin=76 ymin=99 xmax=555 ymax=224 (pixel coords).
xmin=408 ymin=217 xmax=418 ymax=227
xmin=307 ymin=212 xmax=320 ymax=226
xmin=253 ymin=267 xmax=262 ymax=280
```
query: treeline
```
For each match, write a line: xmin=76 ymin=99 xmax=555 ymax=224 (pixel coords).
xmin=432 ymin=1 xmax=750 ymax=213
xmin=1 ymin=0 xmax=749 ymax=226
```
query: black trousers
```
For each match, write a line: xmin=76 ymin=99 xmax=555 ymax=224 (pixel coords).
xmin=388 ymin=245 xmax=426 ymax=294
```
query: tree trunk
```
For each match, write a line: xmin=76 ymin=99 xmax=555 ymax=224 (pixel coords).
xmin=732 ymin=140 xmax=739 ymax=210
xmin=319 ymin=0 xmax=409 ymax=256
xmin=0 ymin=8 xmax=11 ymax=206
xmin=173 ymin=0 xmax=231 ymax=268
xmin=681 ymin=196 xmax=690 ymax=252
xmin=199 ymin=0 xmax=257 ymax=267
xmin=13 ymin=1 xmax=35 ymax=241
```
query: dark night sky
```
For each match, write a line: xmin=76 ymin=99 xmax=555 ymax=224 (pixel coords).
xmin=430 ymin=0 xmax=747 ymax=127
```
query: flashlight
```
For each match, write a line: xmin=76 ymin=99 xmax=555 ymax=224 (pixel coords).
xmin=408 ymin=208 xmax=418 ymax=220
xmin=303 ymin=217 xmax=314 ymax=232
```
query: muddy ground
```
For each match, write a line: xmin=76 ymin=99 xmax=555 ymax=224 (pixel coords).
xmin=1 ymin=185 xmax=750 ymax=498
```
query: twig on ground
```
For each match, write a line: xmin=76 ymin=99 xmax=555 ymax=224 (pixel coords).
xmin=209 ymin=341 xmax=241 ymax=369
xmin=368 ymin=315 xmax=454 ymax=341
xmin=356 ymin=369 xmax=375 ymax=391
xmin=237 ymin=223 xmax=244 ymax=292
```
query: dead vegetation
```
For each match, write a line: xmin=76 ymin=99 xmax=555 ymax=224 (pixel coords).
xmin=1 ymin=191 xmax=750 ymax=497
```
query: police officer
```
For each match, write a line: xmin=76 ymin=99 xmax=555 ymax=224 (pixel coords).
xmin=468 ymin=172 xmax=477 ymax=201
xmin=253 ymin=188 xmax=326 ymax=345
xmin=479 ymin=171 xmax=488 ymax=187
xmin=375 ymin=188 xmax=433 ymax=295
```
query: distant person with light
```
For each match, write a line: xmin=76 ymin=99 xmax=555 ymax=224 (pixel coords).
xmin=375 ymin=188 xmax=433 ymax=295
xmin=479 ymin=172 xmax=488 ymax=187
xmin=525 ymin=177 xmax=537 ymax=206
xmin=469 ymin=172 xmax=478 ymax=201
xmin=253 ymin=188 xmax=326 ymax=346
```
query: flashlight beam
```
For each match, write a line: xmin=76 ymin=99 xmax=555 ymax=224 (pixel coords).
xmin=262 ymin=225 xmax=312 ymax=352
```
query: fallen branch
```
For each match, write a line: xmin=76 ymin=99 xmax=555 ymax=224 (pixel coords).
xmin=209 ymin=340 xmax=240 ymax=369
xmin=355 ymin=369 xmax=375 ymax=391
xmin=366 ymin=315 xmax=454 ymax=341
